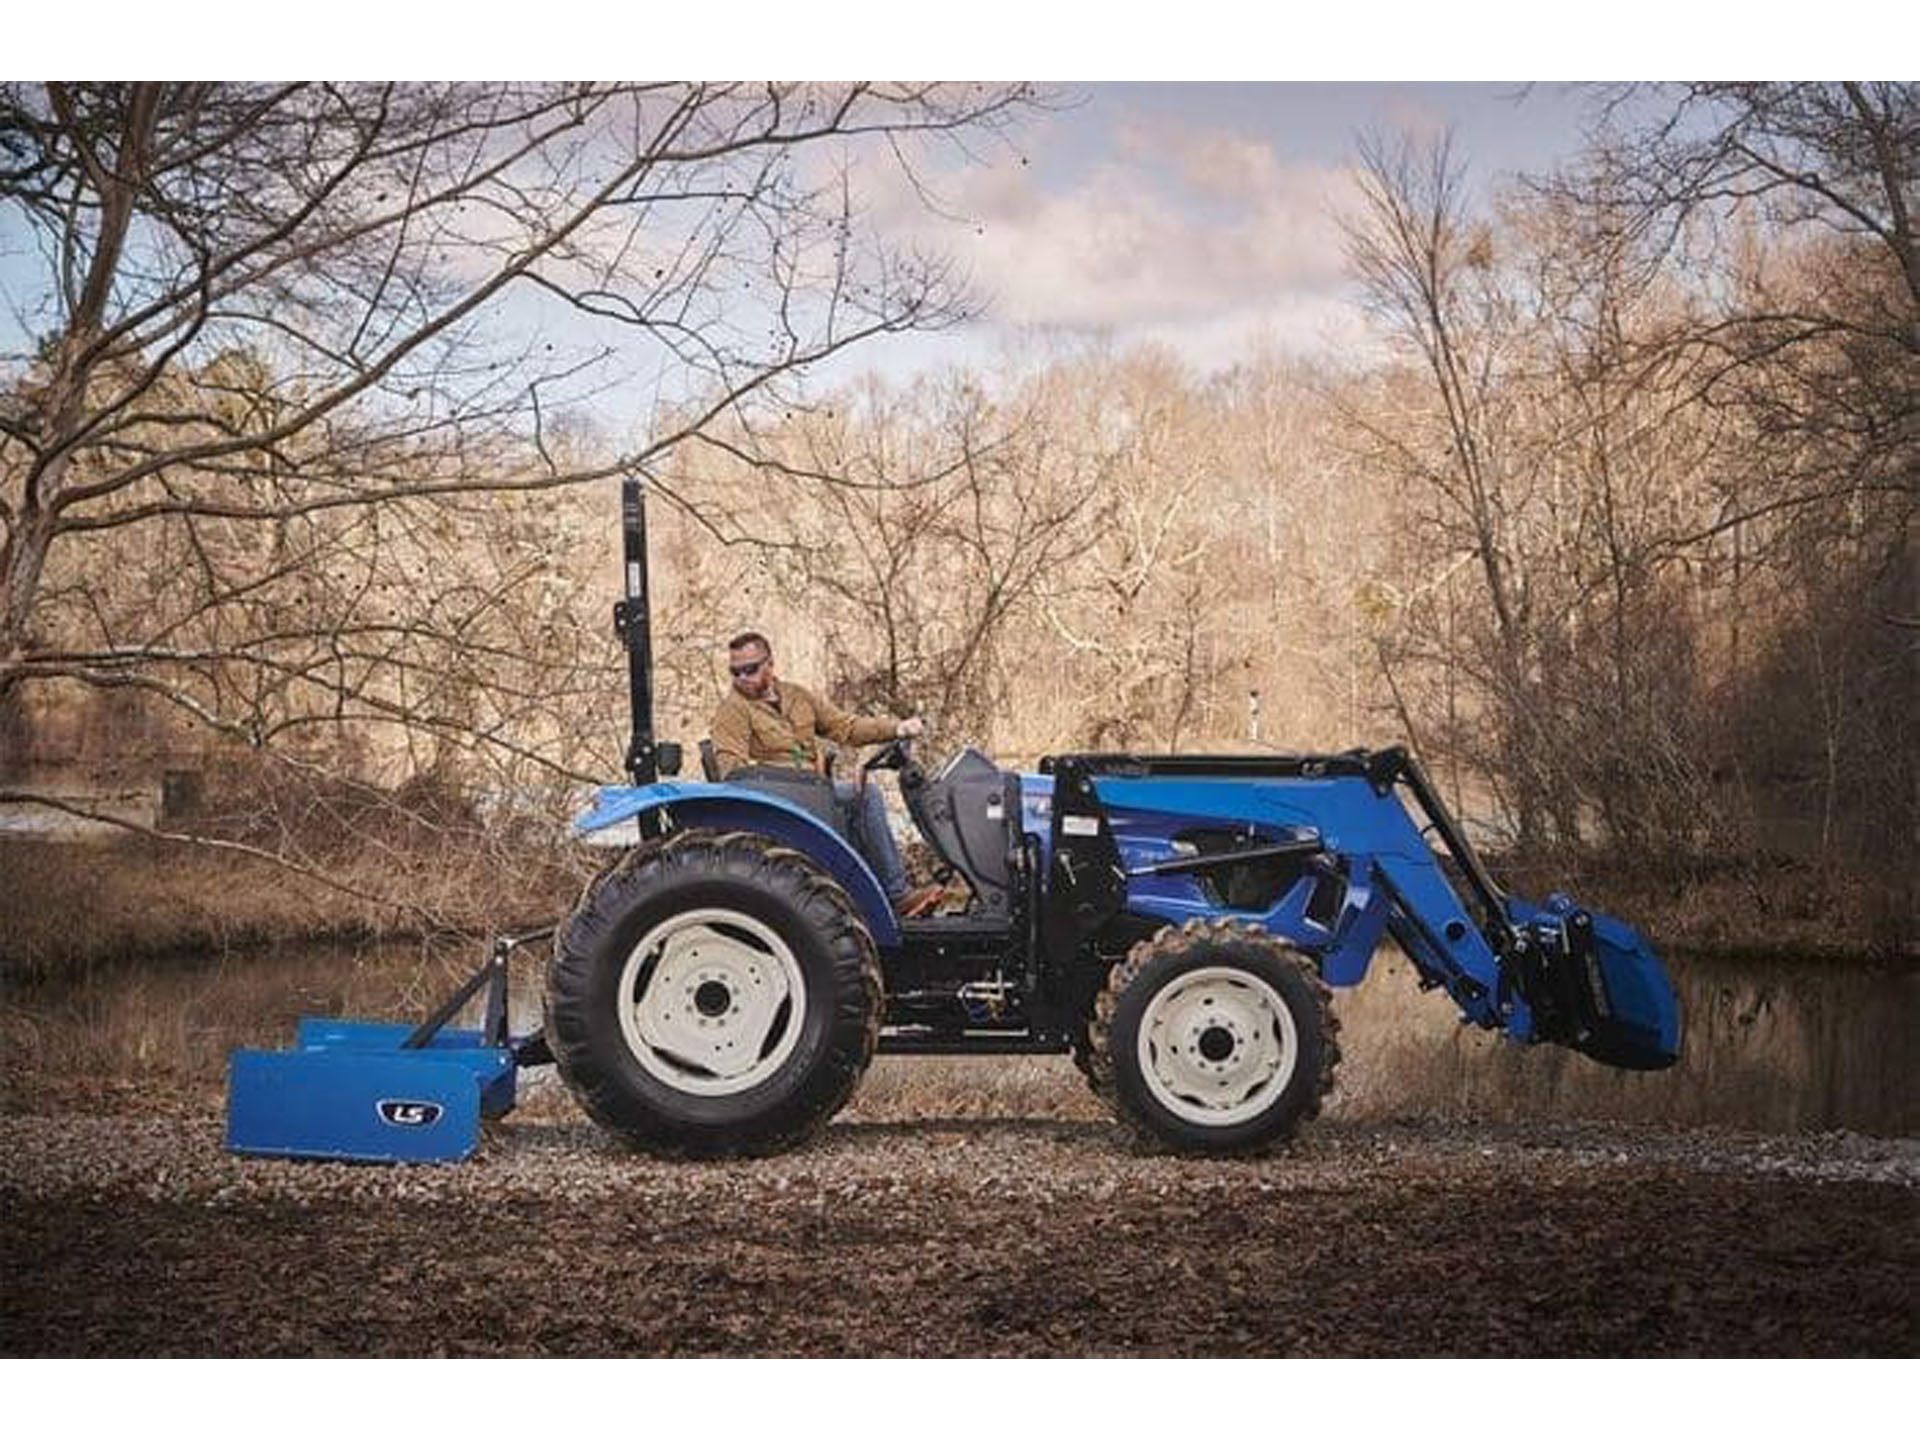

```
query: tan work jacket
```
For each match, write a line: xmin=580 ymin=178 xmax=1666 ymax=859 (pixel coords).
xmin=710 ymin=681 xmax=897 ymax=778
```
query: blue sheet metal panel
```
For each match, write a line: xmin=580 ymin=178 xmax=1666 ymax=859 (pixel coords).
xmin=574 ymin=779 xmax=701 ymax=835
xmin=292 ymin=1018 xmax=519 ymax=1116
xmin=1370 ymin=851 xmax=1512 ymax=1031
xmin=1108 ymin=835 xmax=1397 ymax=987
xmin=226 ymin=1048 xmax=491 ymax=1162
xmin=1021 ymin=767 xmax=1678 ymax=1059
xmin=1118 ymin=862 xmax=1328 ymax=938
xmin=573 ymin=781 xmax=901 ymax=948
xmin=1584 ymin=910 xmax=1681 ymax=1059
xmin=295 ymin=1017 xmax=486 ymax=1049
xmin=1018 ymin=772 xmax=1055 ymax=861
xmin=1091 ymin=774 xmax=1439 ymax=861
xmin=1315 ymin=859 xmax=1395 ymax=986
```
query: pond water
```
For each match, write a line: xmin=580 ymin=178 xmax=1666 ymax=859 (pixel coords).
xmin=7 ymin=935 xmax=1914 ymax=1137
xmin=1331 ymin=947 xmax=1917 ymax=1135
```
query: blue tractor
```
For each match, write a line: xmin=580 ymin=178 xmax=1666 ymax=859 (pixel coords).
xmin=228 ymin=477 xmax=1680 ymax=1162
xmin=540 ymin=479 xmax=1680 ymax=1158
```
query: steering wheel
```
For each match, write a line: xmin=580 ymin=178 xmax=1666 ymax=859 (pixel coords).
xmin=861 ymin=734 xmax=915 ymax=774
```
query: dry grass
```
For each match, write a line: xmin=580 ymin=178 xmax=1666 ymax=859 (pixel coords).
xmin=0 ymin=933 xmax=515 ymax=1114
xmin=9 ymin=931 xmax=1911 ymax=1136
xmin=844 ymin=1055 xmax=1105 ymax=1125
xmin=0 ymin=830 xmax=582 ymax=986
xmin=0 ymin=825 xmax=579 ymax=1114
xmin=1498 ymin=849 xmax=1914 ymax=962
xmin=2 ymin=838 xmax=355 ymax=983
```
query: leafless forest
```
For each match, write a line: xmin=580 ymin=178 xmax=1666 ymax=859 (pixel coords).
xmin=1 ymin=83 xmax=1911 ymax=952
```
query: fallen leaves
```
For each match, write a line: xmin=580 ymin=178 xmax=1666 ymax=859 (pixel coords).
xmin=0 ymin=1111 xmax=1913 ymax=1356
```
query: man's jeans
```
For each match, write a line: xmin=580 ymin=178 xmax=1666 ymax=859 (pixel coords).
xmin=835 ymin=779 xmax=909 ymax=902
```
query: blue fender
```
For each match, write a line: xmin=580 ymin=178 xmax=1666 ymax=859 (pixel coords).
xmin=574 ymin=781 xmax=901 ymax=949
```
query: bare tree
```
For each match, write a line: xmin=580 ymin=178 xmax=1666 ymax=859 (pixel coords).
xmin=0 ymin=82 xmax=1043 ymax=822
xmin=1567 ymin=83 xmax=1917 ymax=917
xmin=1028 ymin=348 xmax=1237 ymax=752
xmin=665 ymin=369 xmax=1103 ymax=753
xmin=1571 ymin=84 xmax=1917 ymax=524
xmin=1341 ymin=131 xmax=1576 ymax=845
xmin=1341 ymin=130 xmax=1733 ymax=857
xmin=661 ymin=344 xmax=1389 ymax=767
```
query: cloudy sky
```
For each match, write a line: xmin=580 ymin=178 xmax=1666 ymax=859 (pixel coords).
xmin=0 ymin=79 xmax=1605 ymax=427
xmin=849 ymin=81 xmax=1595 ymax=382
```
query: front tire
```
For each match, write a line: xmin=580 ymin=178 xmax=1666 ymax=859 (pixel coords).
xmin=545 ymin=830 xmax=882 ymax=1157
xmin=1089 ymin=919 xmax=1339 ymax=1154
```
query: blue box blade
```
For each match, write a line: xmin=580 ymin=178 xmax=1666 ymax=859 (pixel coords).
xmin=227 ymin=1048 xmax=493 ymax=1163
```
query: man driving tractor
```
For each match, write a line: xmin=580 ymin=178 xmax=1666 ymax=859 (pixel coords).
xmin=710 ymin=630 xmax=943 ymax=917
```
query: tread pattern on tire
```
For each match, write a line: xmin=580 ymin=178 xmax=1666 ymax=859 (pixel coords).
xmin=545 ymin=828 xmax=882 ymax=1158
xmin=1084 ymin=917 xmax=1342 ymax=1154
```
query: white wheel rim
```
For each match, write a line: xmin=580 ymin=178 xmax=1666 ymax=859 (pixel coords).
xmin=1136 ymin=965 xmax=1299 ymax=1126
xmin=617 ymin=907 xmax=807 ymax=1096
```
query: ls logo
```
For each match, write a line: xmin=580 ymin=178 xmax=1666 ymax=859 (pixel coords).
xmin=377 ymin=1099 xmax=445 ymax=1128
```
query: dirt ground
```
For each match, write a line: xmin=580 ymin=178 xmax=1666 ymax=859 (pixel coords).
xmin=2 ymin=1071 xmax=1913 ymax=1358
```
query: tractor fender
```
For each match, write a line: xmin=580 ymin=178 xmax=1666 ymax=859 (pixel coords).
xmin=574 ymin=781 xmax=901 ymax=949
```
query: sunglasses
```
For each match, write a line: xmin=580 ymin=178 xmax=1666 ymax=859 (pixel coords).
xmin=730 ymin=659 xmax=767 ymax=678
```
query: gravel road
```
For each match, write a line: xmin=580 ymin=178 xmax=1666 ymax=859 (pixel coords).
xmin=3 ymin=1072 xmax=1913 ymax=1358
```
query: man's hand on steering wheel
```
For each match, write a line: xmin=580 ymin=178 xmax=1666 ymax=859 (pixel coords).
xmin=861 ymin=716 xmax=924 ymax=774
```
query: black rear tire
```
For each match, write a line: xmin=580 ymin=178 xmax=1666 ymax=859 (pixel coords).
xmin=1089 ymin=918 xmax=1339 ymax=1155
xmin=545 ymin=829 xmax=882 ymax=1158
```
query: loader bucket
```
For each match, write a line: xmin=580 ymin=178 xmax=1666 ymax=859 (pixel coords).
xmin=227 ymin=1019 xmax=516 ymax=1163
xmin=1510 ymin=894 xmax=1682 ymax=1071
xmin=1573 ymin=909 xmax=1683 ymax=1070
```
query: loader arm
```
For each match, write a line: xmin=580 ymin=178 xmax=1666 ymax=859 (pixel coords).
xmin=1038 ymin=748 xmax=1680 ymax=1069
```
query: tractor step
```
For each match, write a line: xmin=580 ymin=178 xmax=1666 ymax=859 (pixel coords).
xmin=878 ymin=1030 xmax=1071 ymax=1055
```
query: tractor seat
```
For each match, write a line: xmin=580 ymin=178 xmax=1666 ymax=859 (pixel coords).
xmin=699 ymin=737 xmax=833 ymax=784
xmin=707 ymin=752 xmax=851 ymax=841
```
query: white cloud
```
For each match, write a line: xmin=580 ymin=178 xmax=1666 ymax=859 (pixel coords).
xmin=858 ymin=110 xmax=1366 ymax=365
